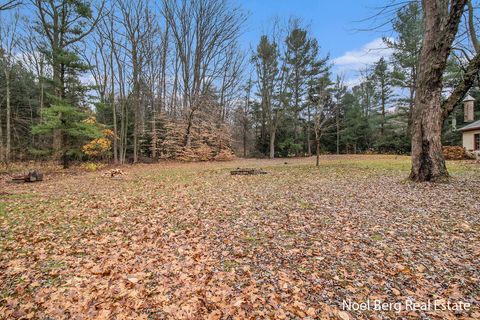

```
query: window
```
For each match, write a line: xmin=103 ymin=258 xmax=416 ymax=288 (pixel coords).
xmin=475 ymin=134 xmax=480 ymax=150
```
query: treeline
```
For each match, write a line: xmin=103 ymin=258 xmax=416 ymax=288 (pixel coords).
xmin=0 ymin=1 xmax=478 ymax=167
xmin=232 ymin=2 xmax=477 ymax=159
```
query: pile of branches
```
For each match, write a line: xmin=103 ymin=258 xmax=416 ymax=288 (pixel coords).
xmin=103 ymin=168 xmax=126 ymax=178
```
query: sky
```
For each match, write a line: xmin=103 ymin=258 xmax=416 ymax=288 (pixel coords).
xmin=236 ymin=0 xmax=395 ymax=86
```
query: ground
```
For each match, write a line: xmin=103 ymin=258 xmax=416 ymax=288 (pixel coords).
xmin=0 ymin=155 xmax=479 ymax=320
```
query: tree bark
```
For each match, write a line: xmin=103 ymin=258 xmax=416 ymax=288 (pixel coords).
xmin=111 ymin=54 xmax=118 ymax=164
xmin=5 ymin=70 xmax=11 ymax=163
xmin=410 ymin=0 xmax=466 ymax=182
xmin=269 ymin=129 xmax=275 ymax=159
xmin=335 ymin=106 xmax=340 ymax=154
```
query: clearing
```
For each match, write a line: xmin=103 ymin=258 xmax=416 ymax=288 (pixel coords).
xmin=0 ymin=155 xmax=479 ymax=319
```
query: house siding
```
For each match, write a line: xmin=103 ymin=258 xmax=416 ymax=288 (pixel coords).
xmin=462 ymin=129 xmax=480 ymax=150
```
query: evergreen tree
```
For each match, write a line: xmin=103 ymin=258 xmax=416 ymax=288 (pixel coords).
xmin=32 ymin=101 xmax=101 ymax=168
xmin=305 ymin=39 xmax=329 ymax=155
xmin=31 ymin=0 xmax=103 ymax=156
xmin=384 ymin=2 xmax=423 ymax=134
xmin=284 ymin=25 xmax=312 ymax=145
xmin=341 ymin=92 xmax=369 ymax=153
xmin=372 ymin=57 xmax=393 ymax=137
xmin=252 ymin=35 xmax=281 ymax=158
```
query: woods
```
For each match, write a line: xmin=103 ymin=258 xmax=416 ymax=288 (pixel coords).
xmin=2 ymin=1 xmax=480 ymax=319
xmin=0 ymin=0 xmax=480 ymax=179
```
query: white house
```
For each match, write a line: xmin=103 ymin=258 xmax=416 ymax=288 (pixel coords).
xmin=459 ymin=120 xmax=480 ymax=152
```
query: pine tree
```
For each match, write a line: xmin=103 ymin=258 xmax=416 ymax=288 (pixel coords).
xmin=284 ymin=25 xmax=312 ymax=145
xmin=32 ymin=101 xmax=101 ymax=168
xmin=32 ymin=0 xmax=103 ymax=155
xmin=306 ymin=39 xmax=329 ymax=155
xmin=341 ymin=92 xmax=369 ymax=153
xmin=384 ymin=2 xmax=423 ymax=134
xmin=252 ymin=35 xmax=281 ymax=159
xmin=372 ymin=57 xmax=393 ymax=136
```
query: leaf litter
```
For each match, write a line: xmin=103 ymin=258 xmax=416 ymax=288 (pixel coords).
xmin=0 ymin=155 xmax=479 ymax=319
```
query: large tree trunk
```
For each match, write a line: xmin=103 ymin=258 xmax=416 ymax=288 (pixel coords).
xmin=409 ymin=0 xmax=466 ymax=182
xmin=410 ymin=87 xmax=448 ymax=181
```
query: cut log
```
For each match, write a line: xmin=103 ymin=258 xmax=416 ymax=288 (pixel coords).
xmin=11 ymin=176 xmax=26 ymax=183
xmin=26 ymin=170 xmax=43 ymax=182
xmin=10 ymin=170 xmax=44 ymax=183
xmin=230 ymin=168 xmax=268 ymax=175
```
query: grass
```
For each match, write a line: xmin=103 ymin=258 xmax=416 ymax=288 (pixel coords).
xmin=0 ymin=155 xmax=479 ymax=319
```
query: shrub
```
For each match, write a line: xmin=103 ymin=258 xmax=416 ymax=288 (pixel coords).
xmin=81 ymin=162 xmax=105 ymax=172
xmin=214 ymin=149 xmax=235 ymax=161
xmin=176 ymin=147 xmax=198 ymax=162
xmin=195 ymin=144 xmax=214 ymax=161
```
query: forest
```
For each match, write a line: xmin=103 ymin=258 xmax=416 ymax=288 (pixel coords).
xmin=1 ymin=0 xmax=478 ymax=172
xmin=1 ymin=1 xmax=480 ymax=319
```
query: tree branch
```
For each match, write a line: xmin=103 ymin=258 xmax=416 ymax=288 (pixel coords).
xmin=442 ymin=51 xmax=480 ymax=118
xmin=0 ymin=0 xmax=21 ymax=11
xmin=467 ymin=0 xmax=480 ymax=53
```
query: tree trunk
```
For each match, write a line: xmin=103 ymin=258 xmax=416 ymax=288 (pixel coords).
xmin=269 ymin=129 xmax=275 ymax=159
xmin=0 ymin=101 xmax=3 ymax=163
xmin=5 ymin=71 xmax=11 ymax=163
xmin=110 ymin=44 xmax=118 ymax=164
xmin=184 ymin=109 xmax=195 ymax=148
xmin=243 ymin=123 xmax=247 ymax=157
xmin=316 ymin=139 xmax=320 ymax=166
xmin=307 ymin=105 xmax=312 ymax=156
xmin=410 ymin=87 xmax=448 ymax=181
xmin=336 ymin=108 xmax=340 ymax=155
xmin=52 ymin=51 xmax=63 ymax=157
xmin=409 ymin=0 xmax=466 ymax=182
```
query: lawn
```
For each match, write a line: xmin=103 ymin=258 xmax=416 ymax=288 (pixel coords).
xmin=0 ymin=155 xmax=479 ymax=319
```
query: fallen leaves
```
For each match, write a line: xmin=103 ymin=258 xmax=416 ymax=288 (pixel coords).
xmin=0 ymin=156 xmax=479 ymax=319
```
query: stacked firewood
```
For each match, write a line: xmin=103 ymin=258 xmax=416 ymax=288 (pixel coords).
xmin=442 ymin=146 xmax=467 ymax=160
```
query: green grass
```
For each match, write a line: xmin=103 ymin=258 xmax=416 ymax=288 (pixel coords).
xmin=0 ymin=202 xmax=5 ymax=217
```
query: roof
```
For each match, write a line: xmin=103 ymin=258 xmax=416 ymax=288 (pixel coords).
xmin=459 ymin=120 xmax=480 ymax=132
xmin=463 ymin=94 xmax=476 ymax=102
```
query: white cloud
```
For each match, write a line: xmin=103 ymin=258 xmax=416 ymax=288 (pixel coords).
xmin=332 ymin=37 xmax=394 ymax=87
xmin=333 ymin=37 xmax=393 ymax=70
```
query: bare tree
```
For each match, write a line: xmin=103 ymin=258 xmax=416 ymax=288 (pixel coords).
xmin=311 ymin=75 xmax=335 ymax=166
xmin=0 ymin=12 xmax=20 ymax=163
xmin=410 ymin=0 xmax=480 ymax=181
xmin=161 ymin=0 xmax=246 ymax=147
xmin=117 ymin=0 xmax=155 ymax=162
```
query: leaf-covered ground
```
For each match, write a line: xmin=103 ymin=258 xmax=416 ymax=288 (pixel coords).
xmin=1 ymin=155 xmax=479 ymax=319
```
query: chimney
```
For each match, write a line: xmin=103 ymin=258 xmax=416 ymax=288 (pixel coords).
xmin=463 ymin=94 xmax=475 ymax=122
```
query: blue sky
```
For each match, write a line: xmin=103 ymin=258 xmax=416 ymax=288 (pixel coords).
xmin=236 ymin=0 xmax=394 ymax=85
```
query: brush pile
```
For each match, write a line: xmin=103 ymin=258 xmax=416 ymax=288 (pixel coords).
xmin=103 ymin=168 xmax=126 ymax=178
